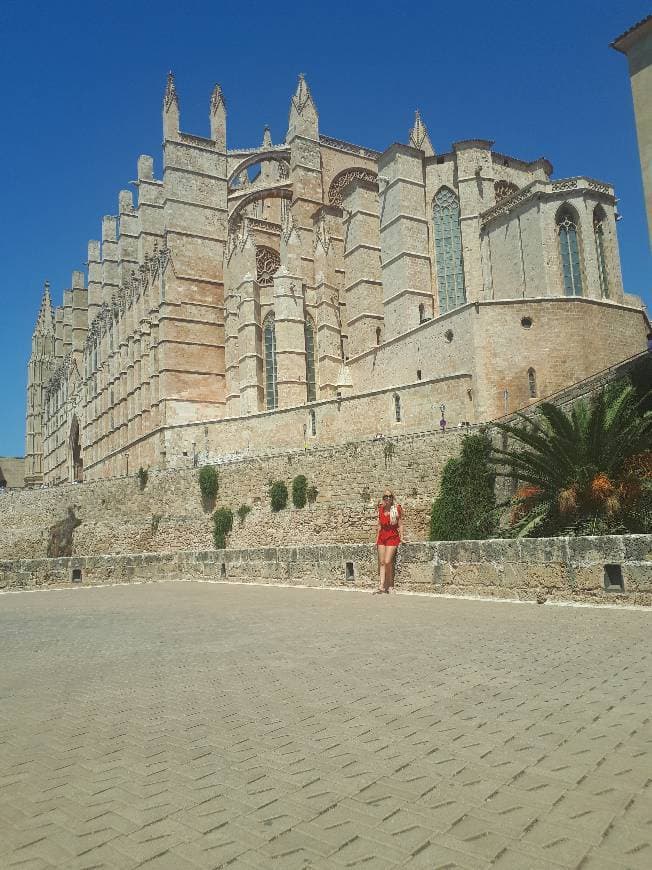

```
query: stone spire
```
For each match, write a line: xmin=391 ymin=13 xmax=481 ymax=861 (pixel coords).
xmin=163 ymin=71 xmax=180 ymax=140
xmin=209 ymin=83 xmax=226 ymax=147
xmin=34 ymin=281 xmax=54 ymax=336
xmin=287 ymin=73 xmax=318 ymax=141
xmin=164 ymin=71 xmax=179 ymax=111
xmin=409 ymin=110 xmax=434 ymax=156
xmin=262 ymin=125 xmax=272 ymax=147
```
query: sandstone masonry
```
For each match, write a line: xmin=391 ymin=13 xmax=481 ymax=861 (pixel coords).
xmin=24 ymin=75 xmax=649 ymax=486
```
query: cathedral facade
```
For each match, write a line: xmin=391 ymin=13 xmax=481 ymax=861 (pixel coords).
xmin=25 ymin=74 xmax=650 ymax=485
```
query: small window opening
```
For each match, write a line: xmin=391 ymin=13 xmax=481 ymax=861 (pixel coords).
xmin=182 ymin=450 xmax=188 ymax=457
xmin=418 ymin=303 xmax=425 ymax=323
xmin=309 ymin=409 xmax=316 ymax=436
xmin=376 ymin=326 xmax=382 ymax=345
xmin=521 ymin=316 xmax=533 ymax=329
xmin=467 ymin=389 xmax=473 ymax=401
xmin=220 ymin=563 xmax=227 ymax=578
xmin=345 ymin=561 xmax=355 ymax=581
xmin=71 ymin=568 xmax=82 ymax=583
xmin=604 ymin=564 xmax=624 ymax=592
xmin=436 ymin=156 xmax=445 ymax=165
xmin=444 ymin=329 xmax=453 ymax=343
xmin=416 ymin=369 xmax=422 ymax=381
xmin=528 ymin=368 xmax=537 ymax=398
xmin=394 ymin=393 xmax=401 ymax=422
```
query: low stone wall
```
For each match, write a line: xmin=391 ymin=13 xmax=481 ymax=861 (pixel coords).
xmin=2 ymin=535 xmax=650 ymax=606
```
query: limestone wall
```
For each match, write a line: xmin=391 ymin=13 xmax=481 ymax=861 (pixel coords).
xmin=2 ymin=536 xmax=650 ymax=607
xmin=0 ymin=429 xmax=465 ymax=560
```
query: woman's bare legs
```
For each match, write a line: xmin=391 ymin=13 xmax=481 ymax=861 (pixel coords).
xmin=376 ymin=545 xmax=387 ymax=592
xmin=384 ymin=546 xmax=398 ymax=590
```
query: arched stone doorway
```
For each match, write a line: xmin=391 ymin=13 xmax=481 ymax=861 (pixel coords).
xmin=69 ymin=416 xmax=83 ymax=483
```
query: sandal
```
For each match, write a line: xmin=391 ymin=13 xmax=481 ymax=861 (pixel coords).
xmin=372 ymin=588 xmax=387 ymax=595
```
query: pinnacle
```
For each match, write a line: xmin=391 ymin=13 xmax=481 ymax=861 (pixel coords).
xmin=293 ymin=73 xmax=312 ymax=110
xmin=409 ymin=109 xmax=434 ymax=156
xmin=164 ymin=70 xmax=179 ymax=111
xmin=210 ymin=83 xmax=225 ymax=113
xmin=262 ymin=125 xmax=272 ymax=147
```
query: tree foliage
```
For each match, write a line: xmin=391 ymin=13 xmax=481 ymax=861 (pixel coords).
xmin=430 ymin=434 xmax=496 ymax=540
xmin=292 ymin=475 xmax=308 ymax=508
xmin=199 ymin=466 xmax=219 ymax=503
xmin=213 ymin=508 xmax=233 ymax=549
xmin=492 ymin=382 xmax=652 ymax=537
xmin=270 ymin=480 xmax=288 ymax=512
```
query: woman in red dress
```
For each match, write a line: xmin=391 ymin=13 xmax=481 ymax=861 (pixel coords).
xmin=373 ymin=490 xmax=404 ymax=594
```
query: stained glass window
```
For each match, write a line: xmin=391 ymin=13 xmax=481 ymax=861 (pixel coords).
xmin=263 ymin=313 xmax=278 ymax=410
xmin=528 ymin=368 xmax=537 ymax=398
xmin=593 ymin=206 xmax=609 ymax=298
xmin=433 ymin=187 xmax=466 ymax=313
xmin=304 ymin=316 xmax=317 ymax=403
xmin=557 ymin=207 xmax=583 ymax=296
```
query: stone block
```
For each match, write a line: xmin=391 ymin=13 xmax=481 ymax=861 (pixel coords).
xmin=569 ymin=536 xmax=625 ymax=566
xmin=448 ymin=540 xmax=483 ymax=563
xmin=519 ymin=536 xmax=569 ymax=564
xmin=622 ymin=563 xmax=652 ymax=592
xmin=623 ymin=535 xmax=652 ymax=562
xmin=432 ymin=562 xmax=452 ymax=587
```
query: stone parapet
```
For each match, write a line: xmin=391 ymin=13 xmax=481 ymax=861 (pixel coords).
xmin=1 ymin=536 xmax=650 ymax=606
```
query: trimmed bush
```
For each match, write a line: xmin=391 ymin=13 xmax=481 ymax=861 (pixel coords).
xmin=270 ymin=481 xmax=288 ymax=512
xmin=292 ymin=475 xmax=308 ymax=508
xmin=213 ymin=508 xmax=233 ymax=549
xmin=138 ymin=466 xmax=148 ymax=491
xmin=430 ymin=434 xmax=496 ymax=541
xmin=237 ymin=504 xmax=252 ymax=524
xmin=199 ymin=465 xmax=219 ymax=502
xmin=307 ymin=485 xmax=318 ymax=505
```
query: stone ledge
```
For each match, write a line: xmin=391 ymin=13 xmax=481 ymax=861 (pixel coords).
xmin=1 ymin=536 xmax=650 ymax=606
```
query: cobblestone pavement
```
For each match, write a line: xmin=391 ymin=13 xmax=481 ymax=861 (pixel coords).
xmin=0 ymin=582 xmax=651 ymax=870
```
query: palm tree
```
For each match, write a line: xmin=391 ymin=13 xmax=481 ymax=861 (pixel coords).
xmin=491 ymin=382 xmax=652 ymax=537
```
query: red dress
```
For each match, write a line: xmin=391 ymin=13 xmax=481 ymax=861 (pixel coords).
xmin=376 ymin=503 xmax=402 ymax=546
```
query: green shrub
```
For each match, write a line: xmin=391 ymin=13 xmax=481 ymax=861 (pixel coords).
xmin=292 ymin=475 xmax=308 ymax=508
xmin=430 ymin=434 xmax=496 ymax=541
xmin=237 ymin=504 xmax=252 ymax=524
xmin=138 ymin=466 xmax=148 ymax=490
xmin=270 ymin=480 xmax=288 ymax=512
xmin=213 ymin=508 xmax=233 ymax=549
xmin=307 ymin=485 xmax=318 ymax=505
xmin=199 ymin=465 xmax=219 ymax=502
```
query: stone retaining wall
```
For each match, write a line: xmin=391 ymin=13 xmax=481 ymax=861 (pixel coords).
xmin=2 ymin=535 xmax=650 ymax=606
xmin=0 ymin=430 xmax=464 ymax=559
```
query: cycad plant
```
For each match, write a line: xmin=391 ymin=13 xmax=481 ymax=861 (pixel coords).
xmin=492 ymin=382 xmax=652 ymax=537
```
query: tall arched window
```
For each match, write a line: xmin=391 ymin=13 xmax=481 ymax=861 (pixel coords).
xmin=309 ymin=409 xmax=316 ymax=436
xmin=304 ymin=315 xmax=317 ymax=403
xmin=593 ymin=205 xmax=609 ymax=298
xmin=418 ymin=303 xmax=425 ymax=323
xmin=433 ymin=187 xmax=466 ymax=313
xmin=394 ymin=393 xmax=401 ymax=422
xmin=528 ymin=367 xmax=537 ymax=398
xmin=376 ymin=326 xmax=382 ymax=345
xmin=557 ymin=206 xmax=583 ymax=296
xmin=263 ymin=313 xmax=278 ymax=410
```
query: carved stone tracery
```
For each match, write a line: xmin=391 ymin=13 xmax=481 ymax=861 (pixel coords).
xmin=494 ymin=180 xmax=519 ymax=201
xmin=256 ymin=247 xmax=280 ymax=286
xmin=328 ymin=168 xmax=378 ymax=206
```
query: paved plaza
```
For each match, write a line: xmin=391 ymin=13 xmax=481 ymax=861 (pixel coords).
xmin=0 ymin=582 xmax=651 ymax=869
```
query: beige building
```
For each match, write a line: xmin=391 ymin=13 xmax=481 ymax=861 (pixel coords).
xmin=25 ymin=74 xmax=650 ymax=485
xmin=0 ymin=457 xmax=25 ymax=489
xmin=612 ymin=15 xmax=652 ymax=246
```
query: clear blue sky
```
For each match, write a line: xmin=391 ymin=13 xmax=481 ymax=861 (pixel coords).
xmin=0 ymin=0 xmax=650 ymax=457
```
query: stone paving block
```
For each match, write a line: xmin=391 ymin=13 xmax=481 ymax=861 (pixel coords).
xmin=1 ymin=583 xmax=651 ymax=869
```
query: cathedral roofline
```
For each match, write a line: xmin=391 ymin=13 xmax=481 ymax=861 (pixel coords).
xmin=611 ymin=14 xmax=652 ymax=52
